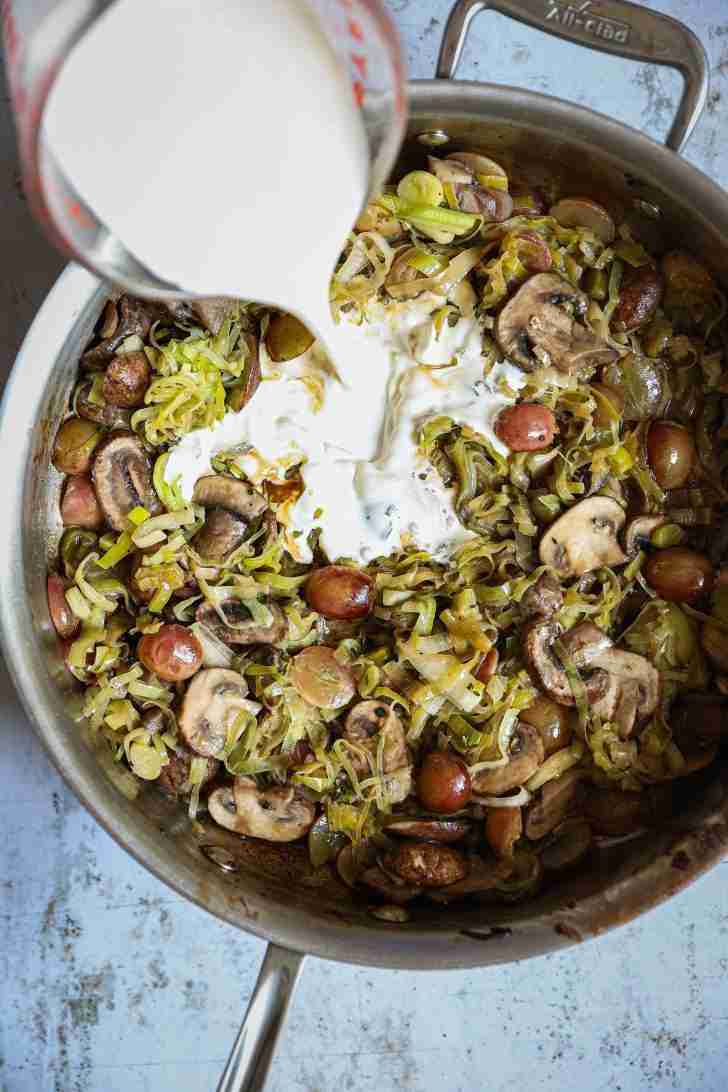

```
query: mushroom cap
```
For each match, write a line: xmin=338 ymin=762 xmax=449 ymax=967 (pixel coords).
xmin=385 ymin=841 xmax=468 ymax=888
xmin=190 ymin=297 xmax=238 ymax=336
xmin=192 ymin=475 xmax=267 ymax=521
xmin=157 ymin=748 xmax=218 ymax=798
xmin=623 ymin=515 xmax=667 ymax=556
xmin=521 ymin=619 xmax=612 ymax=707
xmin=91 ymin=431 xmax=162 ymax=530
xmin=228 ymin=776 xmax=315 ymax=841
xmin=192 ymin=507 xmax=248 ymax=562
xmin=471 ymin=722 xmax=545 ymax=795
xmin=178 ymin=667 xmax=252 ymax=757
xmin=539 ymin=495 xmax=627 ymax=577
xmin=383 ymin=818 xmax=471 ymax=843
xmin=495 ymin=272 xmax=617 ymax=373
xmin=195 ymin=599 xmax=286 ymax=647
xmin=524 ymin=767 xmax=584 ymax=840
xmin=549 ymin=197 xmax=616 ymax=243
xmin=520 ymin=572 xmax=564 ymax=619
xmin=343 ymin=701 xmax=408 ymax=769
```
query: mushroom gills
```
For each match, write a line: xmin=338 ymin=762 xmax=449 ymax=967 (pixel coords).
xmin=91 ymin=431 xmax=162 ymax=530
xmin=539 ymin=495 xmax=627 ymax=577
xmin=495 ymin=273 xmax=617 ymax=374
xmin=195 ymin=599 xmax=286 ymax=646
xmin=178 ymin=667 xmax=256 ymax=757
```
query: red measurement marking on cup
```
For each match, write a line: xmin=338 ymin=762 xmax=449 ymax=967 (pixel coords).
xmin=347 ymin=17 xmax=364 ymax=42
xmin=350 ymin=52 xmax=367 ymax=79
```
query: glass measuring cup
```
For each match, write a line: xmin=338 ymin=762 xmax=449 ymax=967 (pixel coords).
xmin=3 ymin=0 xmax=407 ymax=299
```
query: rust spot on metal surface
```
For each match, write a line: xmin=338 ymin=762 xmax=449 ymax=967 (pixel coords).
xmin=555 ymin=922 xmax=582 ymax=942
xmin=672 ymin=850 xmax=691 ymax=872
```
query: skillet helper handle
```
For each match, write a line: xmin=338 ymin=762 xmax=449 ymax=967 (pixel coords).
xmin=217 ymin=943 xmax=305 ymax=1092
xmin=436 ymin=0 xmax=708 ymax=153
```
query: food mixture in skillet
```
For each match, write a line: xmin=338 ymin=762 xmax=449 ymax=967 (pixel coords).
xmin=47 ymin=148 xmax=728 ymax=915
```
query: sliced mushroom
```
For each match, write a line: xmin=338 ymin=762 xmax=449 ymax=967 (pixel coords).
xmin=360 ymin=866 xmax=422 ymax=904
xmin=192 ymin=475 xmax=267 ymax=521
xmin=446 ymin=151 xmax=507 ymax=180
xmin=178 ymin=667 xmax=252 ymax=756
xmin=227 ymin=334 xmax=261 ymax=412
xmin=623 ymin=514 xmax=667 ymax=556
xmin=426 ymin=853 xmax=513 ymax=902
xmin=558 ymin=624 xmax=660 ymax=737
xmin=471 ymin=722 xmax=545 ymax=795
xmin=384 ymin=841 xmax=468 ymax=888
xmin=457 ymin=185 xmax=513 ymax=221
xmin=82 ymin=295 xmax=162 ymax=370
xmin=191 ymin=298 xmax=237 ymax=336
xmin=343 ymin=701 xmax=412 ymax=803
xmin=549 ymin=197 xmax=615 ymax=243
xmin=520 ymin=572 xmax=564 ymax=619
xmin=192 ymin=507 xmax=248 ymax=563
xmin=75 ymin=380 xmax=132 ymax=429
xmin=524 ymin=767 xmax=584 ymax=840
xmin=427 ymin=155 xmax=472 ymax=184
xmin=383 ymin=818 xmax=471 ymax=843
xmin=195 ymin=600 xmax=286 ymax=646
xmin=208 ymin=779 xmax=314 ymax=841
xmin=157 ymin=747 xmax=219 ymax=798
xmin=539 ymin=496 xmax=627 ymax=577
xmin=495 ymin=273 xmax=617 ymax=373
xmin=522 ymin=619 xmax=617 ymax=708
xmin=91 ymin=431 xmax=162 ymax=530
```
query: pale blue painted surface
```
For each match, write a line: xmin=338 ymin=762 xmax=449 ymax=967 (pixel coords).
xmin=2 ymin=3 xmax=728 ymax=1090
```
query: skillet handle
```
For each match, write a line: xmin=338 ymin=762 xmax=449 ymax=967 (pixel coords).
xmin=216 ymin=943 xmax=305 ymax=1092
xmin=436 ymin=0 xmax=708 ymax=153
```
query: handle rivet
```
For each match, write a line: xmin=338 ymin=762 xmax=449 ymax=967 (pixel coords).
xmin=417 ymin=129 xmax=450 ymax=147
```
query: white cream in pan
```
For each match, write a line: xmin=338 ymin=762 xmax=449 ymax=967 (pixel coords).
xmin=165 ymin=296 xmax=524 ymax=565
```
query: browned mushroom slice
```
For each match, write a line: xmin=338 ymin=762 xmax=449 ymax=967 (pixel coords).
xmin=623 ymin=515 xmax=667 ymax=557
xmin=82 ymin=295 xmax=163 ymax=369
xmin=520 ymin=572 xmax=564 ymax=619
xmin=539 ymin=496 xmax=627 ymax=577
xmin=495 ymin=272 xmax=617 ymax=373
xmin=384 ymin=841 xmax=468 ymax=888
xmin=91 ymin=431 xmax=162 ymax=530
xmin=344 ymin=701 xmax=408 ymax=773
xmin=157 ymin=746 xmax=219 ymax=798
xmin=613 ymin=266 xmax=664 ymax=332
xmin=232 ymin=776 xmax=315 ymax=841
xmin=178 ymin=667 xmax=253 ymax=757
xmin=427 ymin=155 xmax=472 ymax=184
xmin=383 ymin=818 xmax=471 ymax=843
xmin=524 ymin=767 xmax=584 ymax=840
xmin=549 ymin=198 xmax=615 ymax=243
xmin=471 ymin=722 xmax=545 ymax=795
xmin=360 ymin=866 xmax=422 ymax=904
xmin=191 ymin=297 xmax=238 ymax=336
xmin=427 ymin=853 xmax=513 ymax=902
xmin=484 ymin=807 xmax=522 ymax=859
xmin=195 ymin=600 xmax=286 ymax=646
xmin=227 ymin=334 xmax=261 ymax=412
xmin=558 ymin=624 xmax=659 ymax=737
xmin=192 ymin=475 xmax=267 ymax=521
xmin=193 ymin=508 xmax=248 ymax=563
xmin=522 ymin=619 xmax=613 ymax=707
xmin=207 ymin=780 xmax=314 ymax=841
xmin=75 ymin=380 xmax=132 ymax=430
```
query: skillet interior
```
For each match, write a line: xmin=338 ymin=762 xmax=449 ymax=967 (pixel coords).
xmin=5 ymin=82 xmax=728 ymax=970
